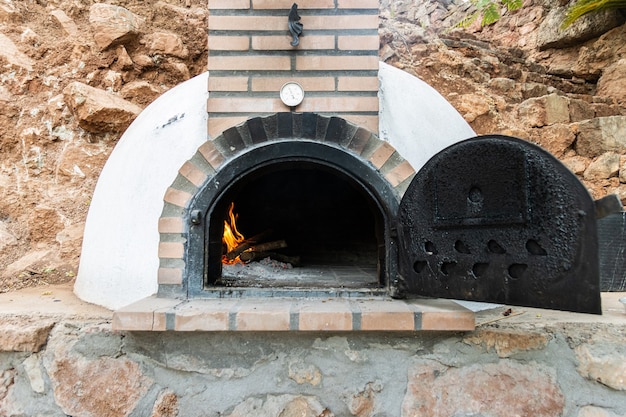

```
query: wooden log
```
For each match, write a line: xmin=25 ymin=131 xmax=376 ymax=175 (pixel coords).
xmin=250 ymin=240 xmax=287 ymax=253
xmin=239 ymin=251 xmax=301 ymax=266
xmin=225 ymin=241 xmax=252 ymax=260
xmin=239 ymin=251 xmax=261 ymax=263
xmin=269 ymin=253 xmax=301 ymax=266
xmin=225 ymin=230 xmax=274 ymax=260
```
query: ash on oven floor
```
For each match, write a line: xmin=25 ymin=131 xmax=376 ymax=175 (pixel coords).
xmin=220 ymin=258 xmax=379 ymax=288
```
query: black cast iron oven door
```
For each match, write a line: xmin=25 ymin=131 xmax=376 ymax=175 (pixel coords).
xmin=397 ymin=135 xmax=601 ymax=314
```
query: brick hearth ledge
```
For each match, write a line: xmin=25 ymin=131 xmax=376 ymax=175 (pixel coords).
xmin=112 ymin=297 xmax=475 ymax=332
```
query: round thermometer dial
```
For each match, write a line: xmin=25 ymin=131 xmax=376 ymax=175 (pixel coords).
xmin=280 ymin=82 xmax=304 ymax=107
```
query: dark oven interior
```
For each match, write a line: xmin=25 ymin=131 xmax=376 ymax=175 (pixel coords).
xmin=206 ymin=161 xmax=385 ymax=291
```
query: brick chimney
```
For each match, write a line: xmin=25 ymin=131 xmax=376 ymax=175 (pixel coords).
xmin=207 ymin=0 xmax=380 ymax=137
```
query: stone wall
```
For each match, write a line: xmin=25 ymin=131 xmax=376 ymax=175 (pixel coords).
xmin=1 ymin=306 xmax=626 ymax=417
xmin=0 ymin=0 xmax=208 ymax=294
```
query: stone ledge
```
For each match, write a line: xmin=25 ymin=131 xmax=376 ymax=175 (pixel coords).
xmin=112 ymin=296 xmax=476 ymax=332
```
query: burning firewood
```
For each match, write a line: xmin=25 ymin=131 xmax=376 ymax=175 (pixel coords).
xmin=224 ymin=230 xmax=274 ymax=261
xmin=227 ymin=240 xmax=288 ymax=262
xmin=250 ymin=240 xmax=287 ymax=253
xmin=239 ymin=251 xmax=300 ymax=266
xmin=222 ymin=203 xmax=298 ymax=266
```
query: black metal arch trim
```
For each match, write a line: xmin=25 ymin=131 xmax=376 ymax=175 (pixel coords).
xmin=185 ymin=140 xmax=400 ymax=298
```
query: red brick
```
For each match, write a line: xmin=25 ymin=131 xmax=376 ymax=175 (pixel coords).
xmin=174 ymin=300 xmax=239 ymax=331
xmin=235 ymin=302 xmax=291 ymax=331
xmin=208 ymin=55 xmax=291 ymax=71
xmin=298 ymin=96 xmax=379 ymax=113
xmin=359 ymin=301 xmax=415 ymax=331
xmin=343 ymin=115 xmax=379 ymax=134
xmin=421 ymin=311 xmax=475 ymax=331
xmin=303 ymin=14 xmax=378 ymax=30
xmin=198 ymin=141 xmax=226 ymax=168
xmin=158 ymin=242 xmax=185 ymax=259
xmin=208 ymin=117 xmax=250 ymax=138
xmin=163 ymin=187 xmax=193 ymax=208
xmin=337 ymin=76 xmax=379 ymax=92
xmin=208 ymin=97 xmax=285 ymax=113
xmin=368 ymin=142 xmax=396 ymax=169
xmin=112 ymin=297 xmax=182 ymax=331
xmin=296 ymin=55 xmax=379 ymax=71
xmin=251 ymin=35 xmax=334 ymax=51
xmin=158 ymin=217 xmax=184 ymax=234
xmin=208 ymin=35 xmax=249 ymax=51
xmin=208 ymin=76 xmax=249 ymax=92
xmin=385 ymin=160 xmax=415 ymax=188
xmin=416 ymin=299 xmax=475 ymax=331
xmin=112 ymin=311 xmax=154 ymax=331
xmin=338 ymin=35 xmax=379 ymax=51
xmin=338 ymin=0 xmax=379 ymax=8
xmin=252 ymin=0 xmax=334 ymax=8
xmin=157 ymin=267 xmax=183 ymax=285
xmin=209 ymin=0 xmax=250 ymax=9
xmin=298 ymin=300 xmax=352 ymax=331
xmin=208 ymin=15 xmax=284 ymax=31
xmin=251 ymin=76 xmax=334 ymax=92
xmin=175 ymin=309 xmax=229 ymax=331
xmin=179 ymin=160 xmax=208 ymax=187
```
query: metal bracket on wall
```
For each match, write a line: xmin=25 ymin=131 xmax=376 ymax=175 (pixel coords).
xmin=288 ymin=3 xmax=303 ymax=47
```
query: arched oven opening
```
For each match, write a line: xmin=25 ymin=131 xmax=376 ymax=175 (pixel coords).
xmin=206 ymin=161 xmax=386 ymax=293
xmin=183 ymin=135 xmax=402 ymax=299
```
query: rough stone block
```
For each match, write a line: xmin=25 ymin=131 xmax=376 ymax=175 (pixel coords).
xmin=575 ymin=116 xmax=626 ymax=158
xmin=463 ymin=329 xmax=550 ymax=358
xmin=0 ymin=318 xmax=55 ymax=352
xmin=401 ymin=360 xmax=565 ymax=417
xmin=48 ymin=356 xmax=152 ymax=417
xmin=89 ymin=3 xmax=141 ymax=50
xmin=584 ymin=152 xmax=620 ymax=181
xmin=576 ymin=343 xmax=626 ymax=391
xmin=597 ymin=58 xmax=626 ymax=105
xmin=63 ymin=82 xmax=142 ymax=133
xmin=518 ymin=93 xmax=570 ymax=127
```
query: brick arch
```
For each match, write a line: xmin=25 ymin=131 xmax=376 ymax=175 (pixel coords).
xmin=156 ymin=113 xmax=416 ymax=298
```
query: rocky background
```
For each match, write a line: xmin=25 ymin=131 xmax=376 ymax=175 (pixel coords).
xmin=0 ymin=0 xmax=207 ymax=291
xmin=1 ymin=0 xmax=626 ymax=292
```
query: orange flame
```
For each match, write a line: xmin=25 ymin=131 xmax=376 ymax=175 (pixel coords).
xmin=222 ymin=202 xmax=245 ymax=264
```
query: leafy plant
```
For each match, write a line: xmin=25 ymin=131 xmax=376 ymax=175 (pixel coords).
xmin=455 ymin=0 xmax=524 ymax=28
xmin=562 ymin=0 xmax=626 ymax=28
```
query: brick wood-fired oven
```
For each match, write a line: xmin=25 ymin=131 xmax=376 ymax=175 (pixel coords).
xmin=157 ymin=115 xmax=601 ymax=314
xmin=75 ymin=1 xmax=602 ymax=330
xmin=158 ymin=113 xmax=411 ymax=299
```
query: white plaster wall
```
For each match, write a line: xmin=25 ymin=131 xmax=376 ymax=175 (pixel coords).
xmin=378 ymin=62 xmax=476 ymax=169
xmin=74 ymin=64 xmax=476 ymax=310
xmin=74 ymin=73 xmax=210 ymax=309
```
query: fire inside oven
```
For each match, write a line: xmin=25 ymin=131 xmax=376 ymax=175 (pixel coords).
xmin=206 ymin=161 xmax=384 ymax=290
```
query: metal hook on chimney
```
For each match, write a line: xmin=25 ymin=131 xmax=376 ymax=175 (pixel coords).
xmin=288 ymin=3 xmax=303 ymax=47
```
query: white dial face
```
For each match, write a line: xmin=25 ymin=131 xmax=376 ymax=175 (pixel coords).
xmin=280 ymin=82 xmax=304 ymax=107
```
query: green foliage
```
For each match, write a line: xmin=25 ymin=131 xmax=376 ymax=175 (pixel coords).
xmin=562 ymin=0 xmax=626 ymax=28
xmin=455 ymin=0 xmax=524 ymax=28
